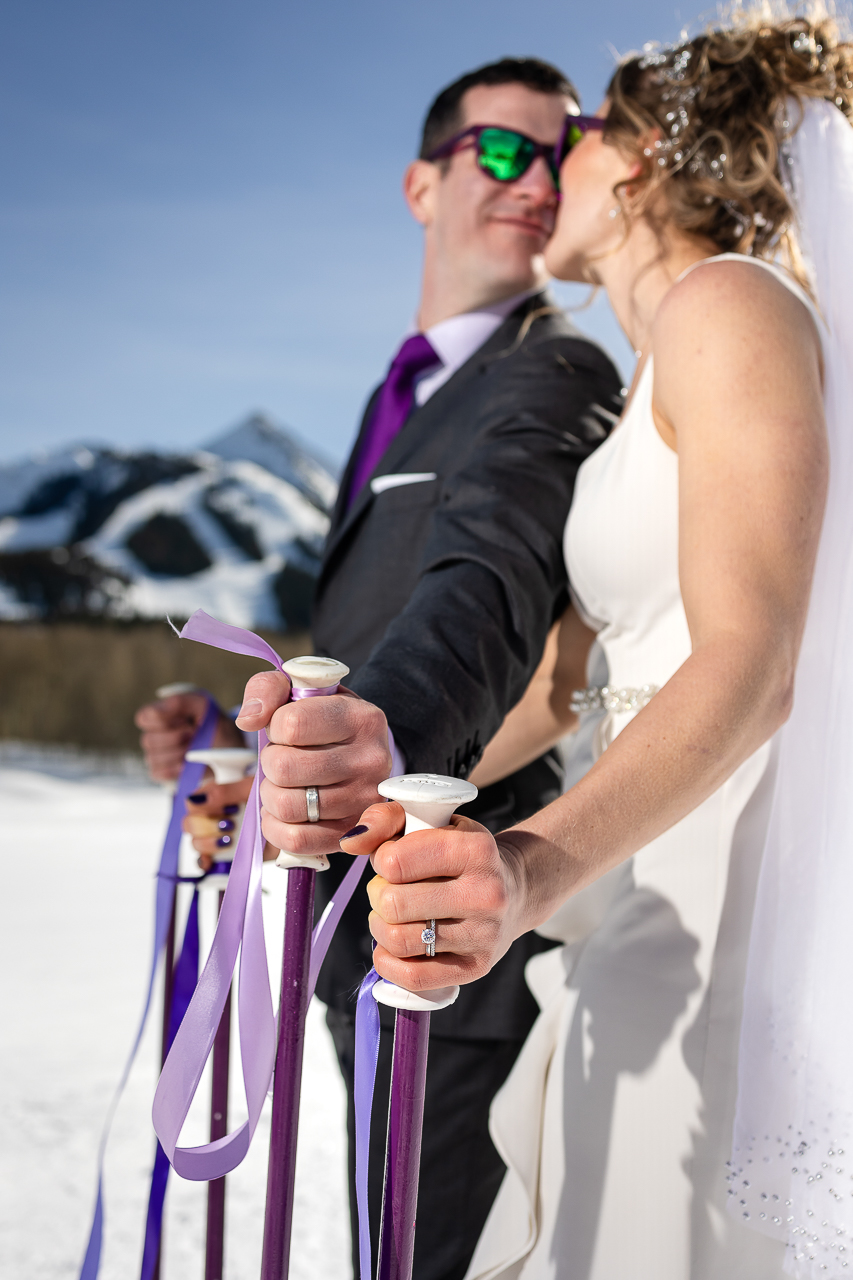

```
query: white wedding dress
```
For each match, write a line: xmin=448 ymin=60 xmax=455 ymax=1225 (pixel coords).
xmin=464 ymin=256 xmax=820 ymax=1280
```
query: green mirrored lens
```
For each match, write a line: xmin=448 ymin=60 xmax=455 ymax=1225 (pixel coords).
xmin=477 ymin=128 xmax=532 ymax=181
xmin=558 ymin=124 xmax=584 ymax=167
xmin=559 ymin=120 xmax=604 ymax=165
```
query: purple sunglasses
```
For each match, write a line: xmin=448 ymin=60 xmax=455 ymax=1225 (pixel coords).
xmin=426 ymin=115 xmax=605 ymax=189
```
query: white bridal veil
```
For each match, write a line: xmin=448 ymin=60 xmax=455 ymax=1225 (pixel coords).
xmin=731 ymin=98 xmax=853 ymax=1279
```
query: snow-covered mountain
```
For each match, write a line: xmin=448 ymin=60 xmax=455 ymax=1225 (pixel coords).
xmin=206 ymin=414 xmax=338 ymax=514
xmin=0 ymin=415 xmax=338 ymax=630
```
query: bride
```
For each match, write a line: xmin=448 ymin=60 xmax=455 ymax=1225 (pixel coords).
xmin=345 ymin=8 xmax=853 ymax=1278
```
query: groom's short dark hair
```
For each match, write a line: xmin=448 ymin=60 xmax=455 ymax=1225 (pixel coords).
xmin=419 ymin=58 xmax=579 ymax=159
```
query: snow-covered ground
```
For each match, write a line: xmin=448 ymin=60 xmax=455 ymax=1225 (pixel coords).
xmin=0 ymin=748 xmax=351 ymax=1279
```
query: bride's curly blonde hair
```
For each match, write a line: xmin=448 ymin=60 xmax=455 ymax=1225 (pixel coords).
xmin=605 ymin=3 xmax=853 ymax=274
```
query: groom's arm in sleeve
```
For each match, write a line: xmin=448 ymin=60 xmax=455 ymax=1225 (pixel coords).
xmin=350 ymin=333 xmax=622 ymax=777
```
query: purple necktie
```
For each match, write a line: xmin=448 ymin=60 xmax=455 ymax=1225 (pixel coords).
xmin=347 ymin=333 xmax=441 ymax=508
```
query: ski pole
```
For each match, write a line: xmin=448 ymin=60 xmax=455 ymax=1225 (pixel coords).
xmin=151 ymin=619 xmax=364 ymax=1207
xmin=260 ymin=655 xmax=350 ymax=1280
xmin=150 ymin=681 xmax=207 ymax=1280
xmin=184 ymin=747 xmax=256 ymax=1280
xmin=154 ymin=682 xmax=204 ymax=1073
xmin=76 ymin=683 xmax=219 ymax=1280
xmin=372 ymin=774 xmax=478 ymax=1280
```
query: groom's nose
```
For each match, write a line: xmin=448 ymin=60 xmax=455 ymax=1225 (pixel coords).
xmin=514 ymin=154 xmax=561 ymax=209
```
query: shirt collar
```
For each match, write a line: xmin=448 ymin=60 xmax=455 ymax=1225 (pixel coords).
xmin=413 ymin=287 xmax=542 ymax=407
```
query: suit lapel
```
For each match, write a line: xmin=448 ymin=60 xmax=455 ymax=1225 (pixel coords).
xmin=319 ymin=291 xmax=550 ymax=573
xmin=325 ymin=384 xmax=381 ymax=544
xmin=380 ymin=289 xmax=553 ymax=476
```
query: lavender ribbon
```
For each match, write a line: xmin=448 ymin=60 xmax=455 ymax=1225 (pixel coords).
xmin=78 ymin=696 xmax=220 ymax=1280
xmin=355 ymin=965 xmax=382 ymax=1280
xmin=152 ymin=611 xmax=368 ymax=1180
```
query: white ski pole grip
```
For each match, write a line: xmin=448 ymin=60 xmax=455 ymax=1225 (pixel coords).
xmin=372 ymin=773 xmax=478 ymax=1013
xmin=184 ymin=748 xmax=257 ymax=887
xmin=273 ymin=655 xmax=350 ymax=873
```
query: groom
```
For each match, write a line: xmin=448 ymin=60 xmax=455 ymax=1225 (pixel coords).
xmin=140 ymin=57 xmax=622 ymax=1279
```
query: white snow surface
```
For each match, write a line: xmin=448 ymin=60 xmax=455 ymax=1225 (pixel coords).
xmin=0 ymin=752 xmax=351 ymax=1279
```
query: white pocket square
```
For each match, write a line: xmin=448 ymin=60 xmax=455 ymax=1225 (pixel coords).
xmin=370 ymin=472 xmax=438 ymax=495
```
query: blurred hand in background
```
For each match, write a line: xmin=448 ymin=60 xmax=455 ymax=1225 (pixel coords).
xmin=134 ymin=691 xmax=244 ymax=782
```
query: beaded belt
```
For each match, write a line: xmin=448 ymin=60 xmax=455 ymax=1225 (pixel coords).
xmin=570 ymin=684 xmax=659 ymax=715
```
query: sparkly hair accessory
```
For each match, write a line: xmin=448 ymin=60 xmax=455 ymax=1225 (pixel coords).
xmin=790 ymin=25 xmax=851 ymax=106
xmin=636 ymin=42 xmax=704 ymax=171
xmin=635 ymin=39 xmax=747 ymax=222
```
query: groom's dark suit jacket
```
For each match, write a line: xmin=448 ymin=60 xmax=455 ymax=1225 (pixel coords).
xmin=312 ymin=290 xmax=623 ymax=1040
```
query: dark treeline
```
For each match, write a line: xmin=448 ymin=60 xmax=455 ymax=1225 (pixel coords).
xmin=0 ymin=620 xmax=308 ymax=751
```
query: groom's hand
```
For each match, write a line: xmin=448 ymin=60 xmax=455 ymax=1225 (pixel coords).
xmin=235 ymin=672 xmax=393 ymax=857
xmin=340 ymin=804 xmax=524 ymax=990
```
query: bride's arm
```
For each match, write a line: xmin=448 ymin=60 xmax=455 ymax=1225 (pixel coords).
xmin=346 ymin=261 xmax=828 ymax=990
xmin=468 ymin=606 xmax=596 ymax=789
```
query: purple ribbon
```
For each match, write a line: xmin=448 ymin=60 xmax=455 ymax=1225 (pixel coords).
xmin=139 ymin=860 xmax=232 ymax=1279
xmin=78 ymin=696 xmax=220 ymax=1280
xmin=152 ymin=611 xmax=368 ymax=1180
xmin=140 ymin=887 xmax=199 ymax=1280
xmin=347 ymin=333 xmax=441 ymax=507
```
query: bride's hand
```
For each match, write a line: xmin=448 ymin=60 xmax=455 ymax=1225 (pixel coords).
xmin=340 ymin=804 xmax=527 ymax=990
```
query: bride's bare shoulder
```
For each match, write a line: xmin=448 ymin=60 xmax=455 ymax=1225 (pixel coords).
xmin=653 ymin=257 xmax=819 ymax=374
xmin=660 ymin=255 xmax=805 ymax=319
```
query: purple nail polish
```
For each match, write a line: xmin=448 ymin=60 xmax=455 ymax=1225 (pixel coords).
xmin=223 ymin=803 xmax=240 ymax=815
xmin=218 ymin=819 xmax=235 ymax=832
xmin=188 ymin=792 xmax=207 ymax=805
xmin=216 ymin=835 xmax=232 ymax=848
xmin=341 ymin=824 xmax=368 ymax=841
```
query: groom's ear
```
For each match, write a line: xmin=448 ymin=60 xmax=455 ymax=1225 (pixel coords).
xmin=403 ymin=159 xmax=440 ymax=227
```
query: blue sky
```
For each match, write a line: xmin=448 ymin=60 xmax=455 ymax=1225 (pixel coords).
xmin=1 ymin=0 xmax=698 ymax=467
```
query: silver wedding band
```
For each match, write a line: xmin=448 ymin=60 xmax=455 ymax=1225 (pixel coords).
xmin=305 ymin=787 xmax=320 ymax=823
xmin=421 ymin=919 xmax=436 ymax=958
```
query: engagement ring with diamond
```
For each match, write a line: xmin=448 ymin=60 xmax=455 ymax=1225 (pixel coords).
xmin=421 ymin=920 xmax=436 ymax=957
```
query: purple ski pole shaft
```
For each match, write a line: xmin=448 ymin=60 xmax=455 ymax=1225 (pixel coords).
xmin=184 ymin=746 xmax=257 ymax=1280
xmin=261 ymin=656 xmax=350 ymax=1280
xmin=261 ymin=865 xmax=314 ymax=1277
xmin=377 ymin=1008 xmax=430 ymax=1280
xmin=160 ymin=895 xmax=178 ymax=1071
xmin=205 ymin=898 xmax=232 ymax=1280
xmin=151 ymin=887 xmax=177 ymax=1280
xmin=372 ymin=775 xmax=478 ymax=1280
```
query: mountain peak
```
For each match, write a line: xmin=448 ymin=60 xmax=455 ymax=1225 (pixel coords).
xmin=0 ymin=414 xmax=338 ymax=629
xmin=204 ymin=413 xmax=338 ymax=514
